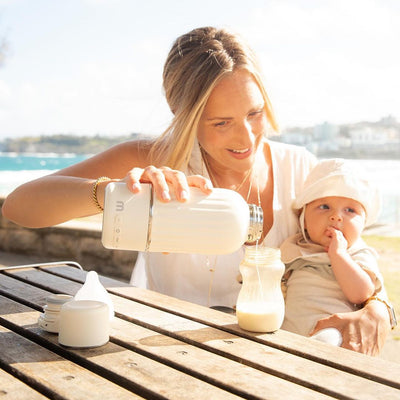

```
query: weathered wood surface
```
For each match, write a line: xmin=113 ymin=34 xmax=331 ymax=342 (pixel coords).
xmin=43 ymin=265 xmax=400 ymax=385
xmin=1 ymin=265 xmax=399 ymax=399
xmin=1 ymin=294 xmax=255 ymax=400
xmin=1 ymin=294 xmax=335 ymax=400
xmin=0 ymin=368 xmax=48 ymax=400
xmin=0 ymin=325 xmax=143 ymax=400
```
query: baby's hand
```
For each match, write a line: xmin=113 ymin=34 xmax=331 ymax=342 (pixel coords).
xmin=326 ymin=227 xmax=348 ymax=255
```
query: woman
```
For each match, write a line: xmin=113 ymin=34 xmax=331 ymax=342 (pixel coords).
xmin=2 ymin=27 xmax=390 ymax=355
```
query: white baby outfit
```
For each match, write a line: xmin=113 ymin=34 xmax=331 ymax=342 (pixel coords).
xmin=280 ymin=235 xmax=383 ymax=336
xmin=281 ymin=158 xmax=384 ymax=336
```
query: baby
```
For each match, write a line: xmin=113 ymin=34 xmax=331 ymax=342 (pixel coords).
xmin=280 ymin=158 xmax=384 ymax=340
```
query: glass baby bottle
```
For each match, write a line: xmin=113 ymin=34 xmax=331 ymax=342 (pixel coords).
xmin=236 ymin=246 xmax=285 ymax=333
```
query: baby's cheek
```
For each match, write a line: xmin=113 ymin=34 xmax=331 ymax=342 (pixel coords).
xmin=324 ymin=228 xmax=333 ymax=238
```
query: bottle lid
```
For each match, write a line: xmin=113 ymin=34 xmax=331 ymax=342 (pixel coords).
xmin=46 ymin=294 xmax=74 ymax=306
xmin=246 ymin=204 xmax=263 ymax=243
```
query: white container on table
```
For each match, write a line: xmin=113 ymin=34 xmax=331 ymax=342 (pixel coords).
xmin=58 ymin=300 xmax=109 ymax=348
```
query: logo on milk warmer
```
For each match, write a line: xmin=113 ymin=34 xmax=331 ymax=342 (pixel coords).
xmin=111 ymin=200 xmax=125 ymax=247
xmin=115 ymin=200 xmax=124 ymax=212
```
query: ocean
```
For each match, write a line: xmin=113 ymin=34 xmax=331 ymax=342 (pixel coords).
xmin=0 ymin=152 xmax=90 ymax=197
xmin=344 ymin=159 xmax=400 ymax=228
xmin=0 ymin=152 xmax=399 ymax=227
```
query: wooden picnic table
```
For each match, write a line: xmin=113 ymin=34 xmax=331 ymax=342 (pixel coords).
xmin=0 ymin=262 xmax=399 ymax=399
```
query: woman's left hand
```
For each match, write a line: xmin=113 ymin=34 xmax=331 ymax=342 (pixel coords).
xmin=309 ymin=300 xmax=390 ymax=355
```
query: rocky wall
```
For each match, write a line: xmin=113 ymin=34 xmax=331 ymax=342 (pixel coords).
xmin=0 ymin=198 xmax=136 ymax=281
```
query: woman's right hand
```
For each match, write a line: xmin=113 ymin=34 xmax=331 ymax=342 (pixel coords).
xmin=310 ymin=300 xmax=390 ymax=355
xmin=122 ymin=166 xmax=213 ymax=202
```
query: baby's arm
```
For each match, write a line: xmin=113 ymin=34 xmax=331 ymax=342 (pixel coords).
xmin=327 ymin=228 xmax=375 ymax=304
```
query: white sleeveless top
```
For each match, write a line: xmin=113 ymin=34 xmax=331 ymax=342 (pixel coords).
xmin=131 ymin=140 xmax=316 ymax=308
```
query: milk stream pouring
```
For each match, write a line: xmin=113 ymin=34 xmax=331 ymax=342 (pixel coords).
xmin=236 ymin=246 xmax=285 ymax=333
xmin=102 ymin=182 xmax=263 ymax=254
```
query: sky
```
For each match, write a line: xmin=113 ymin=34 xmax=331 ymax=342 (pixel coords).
xmin=0 ymin=0 xmax=399 ymax=139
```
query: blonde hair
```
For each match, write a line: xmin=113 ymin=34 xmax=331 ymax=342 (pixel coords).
xmin=149 ymin=26 xmax=279 ymax=170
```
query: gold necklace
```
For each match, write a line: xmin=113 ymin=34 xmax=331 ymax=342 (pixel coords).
xmin=246 ymin=170 xmax=261 ymax=207
xmin=201 ymin=147 xmax=253 ymax=193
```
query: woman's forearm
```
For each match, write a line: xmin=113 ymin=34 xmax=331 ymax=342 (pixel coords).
xmin=2 ymin=175 xmax=104 ymax=228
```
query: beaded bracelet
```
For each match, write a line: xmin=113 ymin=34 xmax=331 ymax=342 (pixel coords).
xmin=364 ymin=295 xmax=397 ymax=330
xmin=92 ymin=176 xmax=111 ymax=211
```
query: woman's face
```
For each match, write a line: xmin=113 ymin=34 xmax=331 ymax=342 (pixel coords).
xmin=197 ymin=69 xmax=268 ymax=174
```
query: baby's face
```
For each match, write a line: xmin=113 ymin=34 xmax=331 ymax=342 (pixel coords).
xmin=304 ymin=196 xmax=366 ymax=248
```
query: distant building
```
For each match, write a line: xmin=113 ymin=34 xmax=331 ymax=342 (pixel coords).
xmin=313 ymin=122 xmax=339 ymax=141
xmin=277 ymin=130 xmax=309 ymax=146
xmin=312 ymin=122 xmax=340 ymax=154
xmin=274 ymin=116 xmax=400 ymax=159
xmin=349 ymin=126 xmax=399 ymax=152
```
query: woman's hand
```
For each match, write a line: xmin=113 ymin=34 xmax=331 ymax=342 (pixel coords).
xmin=122 ymin=166 xmax=213 ymax=202
xmin=309 ymin=300 xmax=391 ymax=355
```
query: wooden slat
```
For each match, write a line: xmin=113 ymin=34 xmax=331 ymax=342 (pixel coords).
xmin=9 ymin=267 xmax=400 ymax=389
xmin=104 ymin=292 xmax=400 ymax=399
xmin=1 ymin=295 xmax=333 ymax=400
xmin=0 ymin=296 xmax=244 ymax=400
xmin=131 ymin=288 xmax=400 ymax=380
xmin=2 ymin=268 xmax=83 ymax=297
xmin=3 ymin=269 xmax=400 ymax=399
xmin=0 ymin=326 xmax=143 ymax=400
xmin=0 ymin=368 xmax=48 ymax=400
xmin=0 ymin=271 xmax=52 ymax=310
xmin=109 ymin=287 xmax=400 ymax=383
xmin=44 ymin=266 xmax=400 ymax=383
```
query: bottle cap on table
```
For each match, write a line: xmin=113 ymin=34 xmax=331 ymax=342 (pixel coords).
xmin=58 ymin=300 xmax=109 ymax=348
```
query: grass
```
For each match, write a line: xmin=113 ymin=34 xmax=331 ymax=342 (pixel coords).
xmin=363 ymin=235 xmax=400 ymax=342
